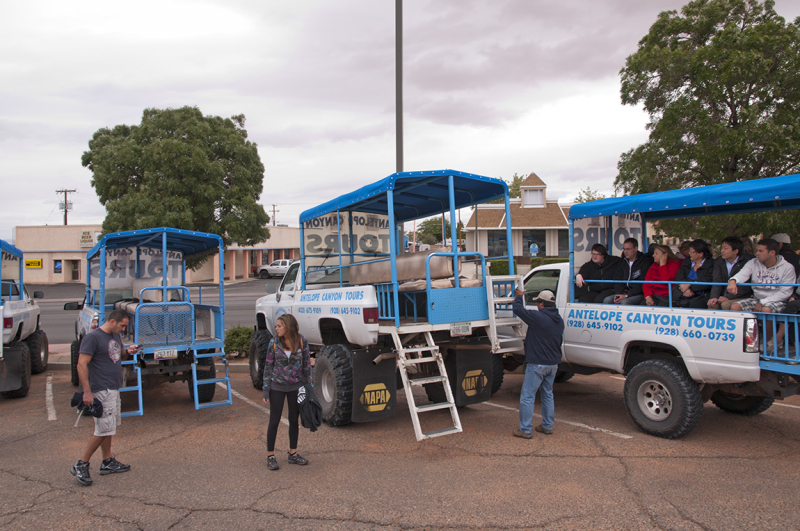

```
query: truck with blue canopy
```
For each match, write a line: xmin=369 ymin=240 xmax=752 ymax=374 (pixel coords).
xmin=1 ymin=239 xmax=49 ymax=398
xmin=64 ymin=227 xmax=232 ymax=415
xmin=518 ymin=173 xmax=800 ymax=438
xmin=252 ymin=169 xmax=524 ymax=440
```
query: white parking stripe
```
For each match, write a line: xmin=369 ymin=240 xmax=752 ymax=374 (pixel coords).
xmin=484 ymin=400 xmax=633 ymax=439
xmin=218 ymin=383 xmax=289 ymax=426
xmin=610 ymin=376 xmax=626 ymax=381
xmin=46 ymin=374 xmax=56 ymax=421
xmin=774 ymin=402 xmax=800 ymax=410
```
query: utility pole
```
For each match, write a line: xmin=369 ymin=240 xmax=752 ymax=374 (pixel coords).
xmin=271 ymin=204 xmax=280 ymax=226
xmin=396 ymin=0 xmax=403 ymax=173
xmin=56 ymin=189 xmax=76 ymax=225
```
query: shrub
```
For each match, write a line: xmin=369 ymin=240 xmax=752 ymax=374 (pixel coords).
xmin=530 ymin=257 xmax=569 ymax=268
xmin=225 ymin=325 xmax=254 ymax=358
xmin=489 ymin=259 xmax=518 ymax=276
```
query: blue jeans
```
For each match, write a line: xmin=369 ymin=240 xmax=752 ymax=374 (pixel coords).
xmin=519 ymin=363 xmax=559 ymax=433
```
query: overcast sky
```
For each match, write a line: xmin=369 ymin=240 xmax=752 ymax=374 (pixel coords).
xmin=2 ymin=0 xmax=800 ymax=242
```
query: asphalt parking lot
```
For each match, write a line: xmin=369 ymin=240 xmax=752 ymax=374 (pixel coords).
xmin=2 ymin=368 xmax=800 ymax=530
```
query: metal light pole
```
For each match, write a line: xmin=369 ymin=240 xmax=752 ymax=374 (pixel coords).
xmin=395 ymin=0 xmax=403 ymax=174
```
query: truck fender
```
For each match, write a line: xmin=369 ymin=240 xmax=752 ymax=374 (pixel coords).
xmin=619 ymin=331 xmax=703 ymax=381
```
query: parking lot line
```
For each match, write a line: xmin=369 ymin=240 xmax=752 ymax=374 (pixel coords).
xmin=610 ymin=376 xmax=626 ymax=381
xmin=484 ymin=400 xmax=633 ymax=439
xmin=774 ymin=402 xmax=800 ymax=410
xmin=46 ymin=374 xmax=56 ymax=421
xmin=218 ymin=383 xmax=289 ymax=425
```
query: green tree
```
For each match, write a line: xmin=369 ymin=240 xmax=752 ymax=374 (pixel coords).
xmin=488 ymin=173 xmax=524 ymax=203
xmin=616 ymin=0 xmax=800 ymax=243
xmin=409 ymin=217 xmax=465 ymax=245
xmin=83 ymin=106 xmax=270 ymax=251
xmin=574 ymin=187 xmax=607 ymax=203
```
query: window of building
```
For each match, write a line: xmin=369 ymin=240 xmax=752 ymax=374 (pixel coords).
xmin=487 ymin=230 xmax=508 ymax=258
xmin=522 ymin=230 xmax=546 ymax=257
xmin=558 ymin=229 xmax=569 ymax=258
xmin=523 ymin=189 xmax=544 ymax=207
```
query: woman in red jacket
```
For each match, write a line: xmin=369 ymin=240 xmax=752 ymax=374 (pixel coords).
xmin=643 ymin=245 xmax=682 ymax=306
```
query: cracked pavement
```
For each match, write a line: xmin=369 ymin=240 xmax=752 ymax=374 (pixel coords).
xmin=2 ymin=370 xmax=799 ymax=530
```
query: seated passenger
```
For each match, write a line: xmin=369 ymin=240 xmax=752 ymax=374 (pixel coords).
xmin=643 ymin=245 xmax=681 ymax=307
xmin=675 ymin=241 xmax=692 ymax=260
xmin=673 ymin=239 xmax=715 ymax=308
xmin=604 ymin=238 xmax=653 ymax=305
xmin=708 ymin=236 xmax=755 ymax=310
xmin=771 ymin=233 xmax=799 ymax=277
xmin=575 ymin=244 xmax=623 ymax=303
xmin=769 ymin=271 xmax=800 ymax=353
xmin=727 ymin=238 xmax=796 ymax=314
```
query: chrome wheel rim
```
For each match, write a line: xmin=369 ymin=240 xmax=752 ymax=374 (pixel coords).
xmin=637 ymin=379 xmax=672 ymax=421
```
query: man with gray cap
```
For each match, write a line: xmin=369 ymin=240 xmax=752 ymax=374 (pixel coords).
xmin=512 ymin=288 xmax=564 ymax=438
xmin=771 ymin=233 xmax=799 ymax=275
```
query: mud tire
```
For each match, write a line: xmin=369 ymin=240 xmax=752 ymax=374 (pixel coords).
xmin=26 ymin=330 xmax=49 ymax=374
xmin=70 ymin=340 xmax=80 ymax=386
xmin=313 ymin=344 xmax=353 ymax=426
xmin=188 ymin=356 xmax=216 ymax=403
xmin=710 ymin=391 xmax=774 ymax=416
xmin=1 ymin=342 xmax=31 ymax=399
xmin=249 ymin=330 xmax=272 ymax=390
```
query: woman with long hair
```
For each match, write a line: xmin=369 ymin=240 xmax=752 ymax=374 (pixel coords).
xmin=673 ymin=239 xmax=715 ymax=308
xmin=643 ymin=245 xmax=682 ymax=306
xmin=262 ymin=313 xmax=312 ymax=470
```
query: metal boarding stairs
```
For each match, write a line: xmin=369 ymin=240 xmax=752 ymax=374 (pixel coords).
xmin=392 ymin=330 xmax=462 ymax=441
xmin=486 ymin=275 xmax=525 ymax=354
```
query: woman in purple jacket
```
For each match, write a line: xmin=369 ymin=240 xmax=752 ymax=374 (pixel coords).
xmin=262 ymin=314 xmax=312 ymax=471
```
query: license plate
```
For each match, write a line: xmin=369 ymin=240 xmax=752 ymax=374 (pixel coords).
xmin=450 ymin=322 xmax=472 ymax=337
xmin=154 ymin=347 xmax=177 ymax=360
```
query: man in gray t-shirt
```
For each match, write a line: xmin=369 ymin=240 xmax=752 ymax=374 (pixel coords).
xmin=70 ymin=309 xmax=140 ymax=486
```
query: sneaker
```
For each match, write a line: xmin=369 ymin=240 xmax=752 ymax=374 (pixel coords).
xmin=513 ymin=429 xmax=532 ymax=439
xmin=99 ymin=456 xmax=130 ymax=475
xmin=70 ymin=460 xmax=92 ymax=486
xmin=535 ymin=425 xmax=553 ymax=435
xmin=267 ymin=455 xmax=280 ymax=470
xmin=288 ymin=452 xmax=308 ymax=465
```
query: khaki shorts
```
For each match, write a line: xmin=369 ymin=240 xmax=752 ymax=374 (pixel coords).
xmin=93 ymin=389 xmax=121 ymax=437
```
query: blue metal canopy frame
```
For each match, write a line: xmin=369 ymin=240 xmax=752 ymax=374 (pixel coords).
xmin=0 ymin=240 xmax=24 ymax=302
xmin=569 ymin=173 xmax=800 ymax=221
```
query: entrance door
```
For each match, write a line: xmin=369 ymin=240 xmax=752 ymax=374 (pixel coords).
xmin=71 ymin=260 xmax=80 ymax=281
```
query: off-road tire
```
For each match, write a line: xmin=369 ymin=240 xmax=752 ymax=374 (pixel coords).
xmin=260 ymin=270 xmax=270 ymax=279
xmin=502 ymin=355 xmax=522 ymax=373
xmin=313 ymin=344 xmax=353 ymax=426
xmin=491 ymin=354 xmax=504 ymax=395
xmin=424 ymin=381 xmax=449 ymax=404
xmin=710 ymin=391 xmax=774 ymax=416
xmin=1 ymin=342 xmax=31 ymax=399
xmin=554 ymin=371 xmax=574 ymax=383
xmin=249 ymin=330 xmax=272 ymax=390
xmin=188 ymin=356 xmax=216 ymax=403
xmin=26 ymin=330 xmax=49 ymax=374
xmin=70 ymin=340 xmax=80 ymax=386
xmin=623 ymin=358 xmax=702 ymax=439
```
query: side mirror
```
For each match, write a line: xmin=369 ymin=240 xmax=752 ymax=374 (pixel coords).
xmin=33 ymin=291 xmax=44 ymax=299
xmin=265 ymin=284 xmax=277 ymax=294
xmin=64 ymin=301 xmax=83 ymax=311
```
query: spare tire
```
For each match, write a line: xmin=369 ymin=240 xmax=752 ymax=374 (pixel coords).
xmin=710 ymin=391 xmax=774 ymax=416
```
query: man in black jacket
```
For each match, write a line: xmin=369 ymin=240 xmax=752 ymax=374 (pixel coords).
xmin=605 ymin=238 xmax=653 ymax=305
xmin=708 ymin=236 xmax=754 ymax=310
xmin=771 ymin=233 xmax=799 ymax=276
xmin=575 ymin=244 xmax=623 ymax=303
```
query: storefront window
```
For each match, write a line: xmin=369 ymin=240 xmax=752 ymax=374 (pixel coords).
xmin=486 ymin=230 xmax=508 ymax=258
xmin=522 ymin=230 xmax=546 ymax=257
xmin=558 ymin=229 xmax=569 ymax=258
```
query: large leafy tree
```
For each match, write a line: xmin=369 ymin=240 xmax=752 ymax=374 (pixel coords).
xmin=616 ymin=0 xmax=800 ymax=243
xmin=83 ymin=106 xmax=270 ymax=248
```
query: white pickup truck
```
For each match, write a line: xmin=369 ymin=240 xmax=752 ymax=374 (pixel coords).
xmin=1 ymin=240 xmax=49 ymax=399
xmin=527 ymin=175 xmax=800 ymax=438
xmin=251 ymin=170 xmax=523 ymax=441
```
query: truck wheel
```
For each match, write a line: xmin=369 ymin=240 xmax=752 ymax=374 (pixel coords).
xmin=26 ymin=330 xmax=49 ymax=374
xmin=623 ymin=358 xmax=702 ymax=439
xmin=249 ymin=330 xmax=272 ymax=390
xmin=1 ymin=342 xmax=31 ymax=399
xmin=313 ymin=344 xmax=353 ymax=426
xmin=710 ymin=391 xmax=774 ymax=416
xmin=260 ymin=270 xmax=270 ymax=279
xmin=491 ymin=354 xmax=504 ymax=395
xmin=70 ymin=340 xmax=80 ymax=386
xmin=188 ymin=356 xmax=216 ymax=403
xmin=554 ymin=371 xmax=574 ymax=383
xmin=502 ymin=356 xmax=522 ymax=372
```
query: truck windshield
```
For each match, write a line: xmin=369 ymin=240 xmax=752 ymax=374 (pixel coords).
xmin=523 ymin=269 xmax=559 ymax=305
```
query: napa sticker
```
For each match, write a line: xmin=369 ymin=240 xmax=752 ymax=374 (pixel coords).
xmin=359 ymin=383 xmax=391 ymax=412
xmin=462 ymin=369 xmax=488 ymax=397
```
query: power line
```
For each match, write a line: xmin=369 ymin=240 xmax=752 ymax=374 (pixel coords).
xmin=271 ymin=204 xmax=280 ymax=226
xmin=56 ymin=189 xmax=77 ymax=225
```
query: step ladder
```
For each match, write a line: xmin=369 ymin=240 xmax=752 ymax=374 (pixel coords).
xmin=120 ymin=353 xmax=143 ymax=417
xmin=486 ymin=275 xmax=525 ymax=354
xmin=191 ymin=348 xmax=233 ymax=410
xmin=392 ymin=330 xmax=462 ymax=441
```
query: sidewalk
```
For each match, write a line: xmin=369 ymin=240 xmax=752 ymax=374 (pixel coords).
xmin=47 ymin=344 xmax=250 ymax=373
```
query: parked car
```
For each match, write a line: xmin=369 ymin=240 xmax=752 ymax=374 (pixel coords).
xmin=256 ymin=259 xmax=297 ymax=279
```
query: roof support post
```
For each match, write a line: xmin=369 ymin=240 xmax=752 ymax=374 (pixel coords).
xmin=299 ymin=224 xmax=306 ymax=290
xmin=569 ymin=219 xmax=575 ymax=303
xmin=387 ymin=188 xmax=401 ymax=327
xmin=448 ymin=175 xmax=460 ymax=287
xmin=99 ymin=241 xmax=106 ymax=326
xmin=504 ymin=189 xmax=515 ymax=275
xmin=162 ymin=231 xmax=168 ymax=303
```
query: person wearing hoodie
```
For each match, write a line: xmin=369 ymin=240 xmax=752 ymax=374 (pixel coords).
xmin=575 ymin=244 xmax=623 ymax=303
xmin=728 ymin=238 xmax=796 ymax=314
xmin=770 ymin=233 xmax=799 ymax=276
xmin=672 ymin=239 xmax=715 ymax=308
xmin=605 ymin=238 xmax=653 ymax=305
xmin=707 ymin=236 xmax=755 ymax=310
xmin=512 ymin=289 xmax=564 ymax=438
